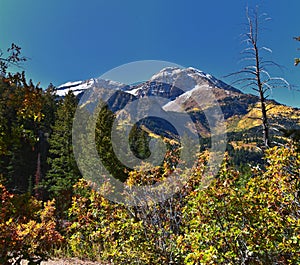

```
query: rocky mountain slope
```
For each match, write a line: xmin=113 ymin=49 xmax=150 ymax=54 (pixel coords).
xmin=56 ymin=67 xmax=300 ymax=138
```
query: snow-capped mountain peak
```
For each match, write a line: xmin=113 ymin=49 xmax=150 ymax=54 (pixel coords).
xmin=149 ymin=66 xmax=239 ymax=93
xmin=55 ymin=66 xmax=240 ymax=98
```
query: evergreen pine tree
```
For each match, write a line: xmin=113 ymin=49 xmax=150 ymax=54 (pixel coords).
xmin=95 ymin=105 xmax=129 ymax=182
xmin=0 ymin=73 xmax=43 ymax=193
xmin=44 ymin=91 xmax=81 ymax=217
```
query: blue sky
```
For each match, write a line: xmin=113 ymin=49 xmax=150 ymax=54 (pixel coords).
xmin=1 ymin=0 xmax=300 ymax=107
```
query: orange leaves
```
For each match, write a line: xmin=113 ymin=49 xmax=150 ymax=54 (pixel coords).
xmin=13 ymin=73 xmax=44 ymax=122
xmin=1 ymin=72 xmax=44 ymax=123
xmin=0 ymin=182 xmax=63 ymax=263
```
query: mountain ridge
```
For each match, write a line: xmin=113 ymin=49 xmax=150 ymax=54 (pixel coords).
xmin=56 ymin=66 xmax=300 ymax=137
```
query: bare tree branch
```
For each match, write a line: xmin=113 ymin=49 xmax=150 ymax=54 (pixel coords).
xmin=0 ymin=43 xmax=27 ymax=76
xmin=227 ymin=6 xmax=290 ymax=148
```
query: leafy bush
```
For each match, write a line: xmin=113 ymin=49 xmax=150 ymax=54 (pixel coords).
xmin=180 ymin=146 xmax=300 ymax=264
xmin=2 ymin=144 xmax=299 ymax=264
xmin=66 ymin=179 xmax=156 ymax=264
xmin=0 ymin=183 xmax=64 ymax=265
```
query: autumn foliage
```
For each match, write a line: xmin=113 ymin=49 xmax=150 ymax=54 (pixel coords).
xmin=180 ymin=146 xmax=300 ymax=264
xmin=0 ymin=42 xmax=299 ymax=264
xmin=1 ymin=142 xmax=300 ymax=264
xmin=0 ymin=183 xmax=63 ymax=264
xmin=61 ymin=145 xmax=299 ymax=264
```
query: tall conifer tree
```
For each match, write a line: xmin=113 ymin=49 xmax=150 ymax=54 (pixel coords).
xmin=44 ymin=91 xmax=81 ymax=216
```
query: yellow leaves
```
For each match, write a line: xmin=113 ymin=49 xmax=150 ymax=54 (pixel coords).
xmin=185 ymin=245 xmax=218 ymax=265
xmin=232 ymin=102 xmax=300 ymax=132
xmin=177 ymin=235 xmax=184 ymax=245
xmin=15 ymin=218 xmax=63 ymax=255
xmin=179 ymin=144 xmax=300 ymax=264
xmin=40 ymin=199 xmax=56 ymax=222
xmin=0 ymin=182 xmax=63 ymax=262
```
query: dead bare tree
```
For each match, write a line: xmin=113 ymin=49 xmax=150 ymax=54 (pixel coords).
xmin=228 ymin=6 xmax=289 ymax=148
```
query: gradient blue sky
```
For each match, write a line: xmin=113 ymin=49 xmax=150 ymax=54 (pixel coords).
xmin=1 ymin=0 xmax=300 ymax=107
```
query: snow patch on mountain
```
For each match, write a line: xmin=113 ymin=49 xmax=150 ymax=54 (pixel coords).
xmin=58 ymin=81 xmax=82 ymax=88
xmin=55 ymin=78 xmax=129 ymax=97
xmin=150 ymin=67 xmax=183 ymax=81
xmin=163 ymin=84 xmax=207 ymax=111
xmin=126 ymin=86 xmax=141 ymax=96
xmin=56 ymin=79 xmax=96 ymax=96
